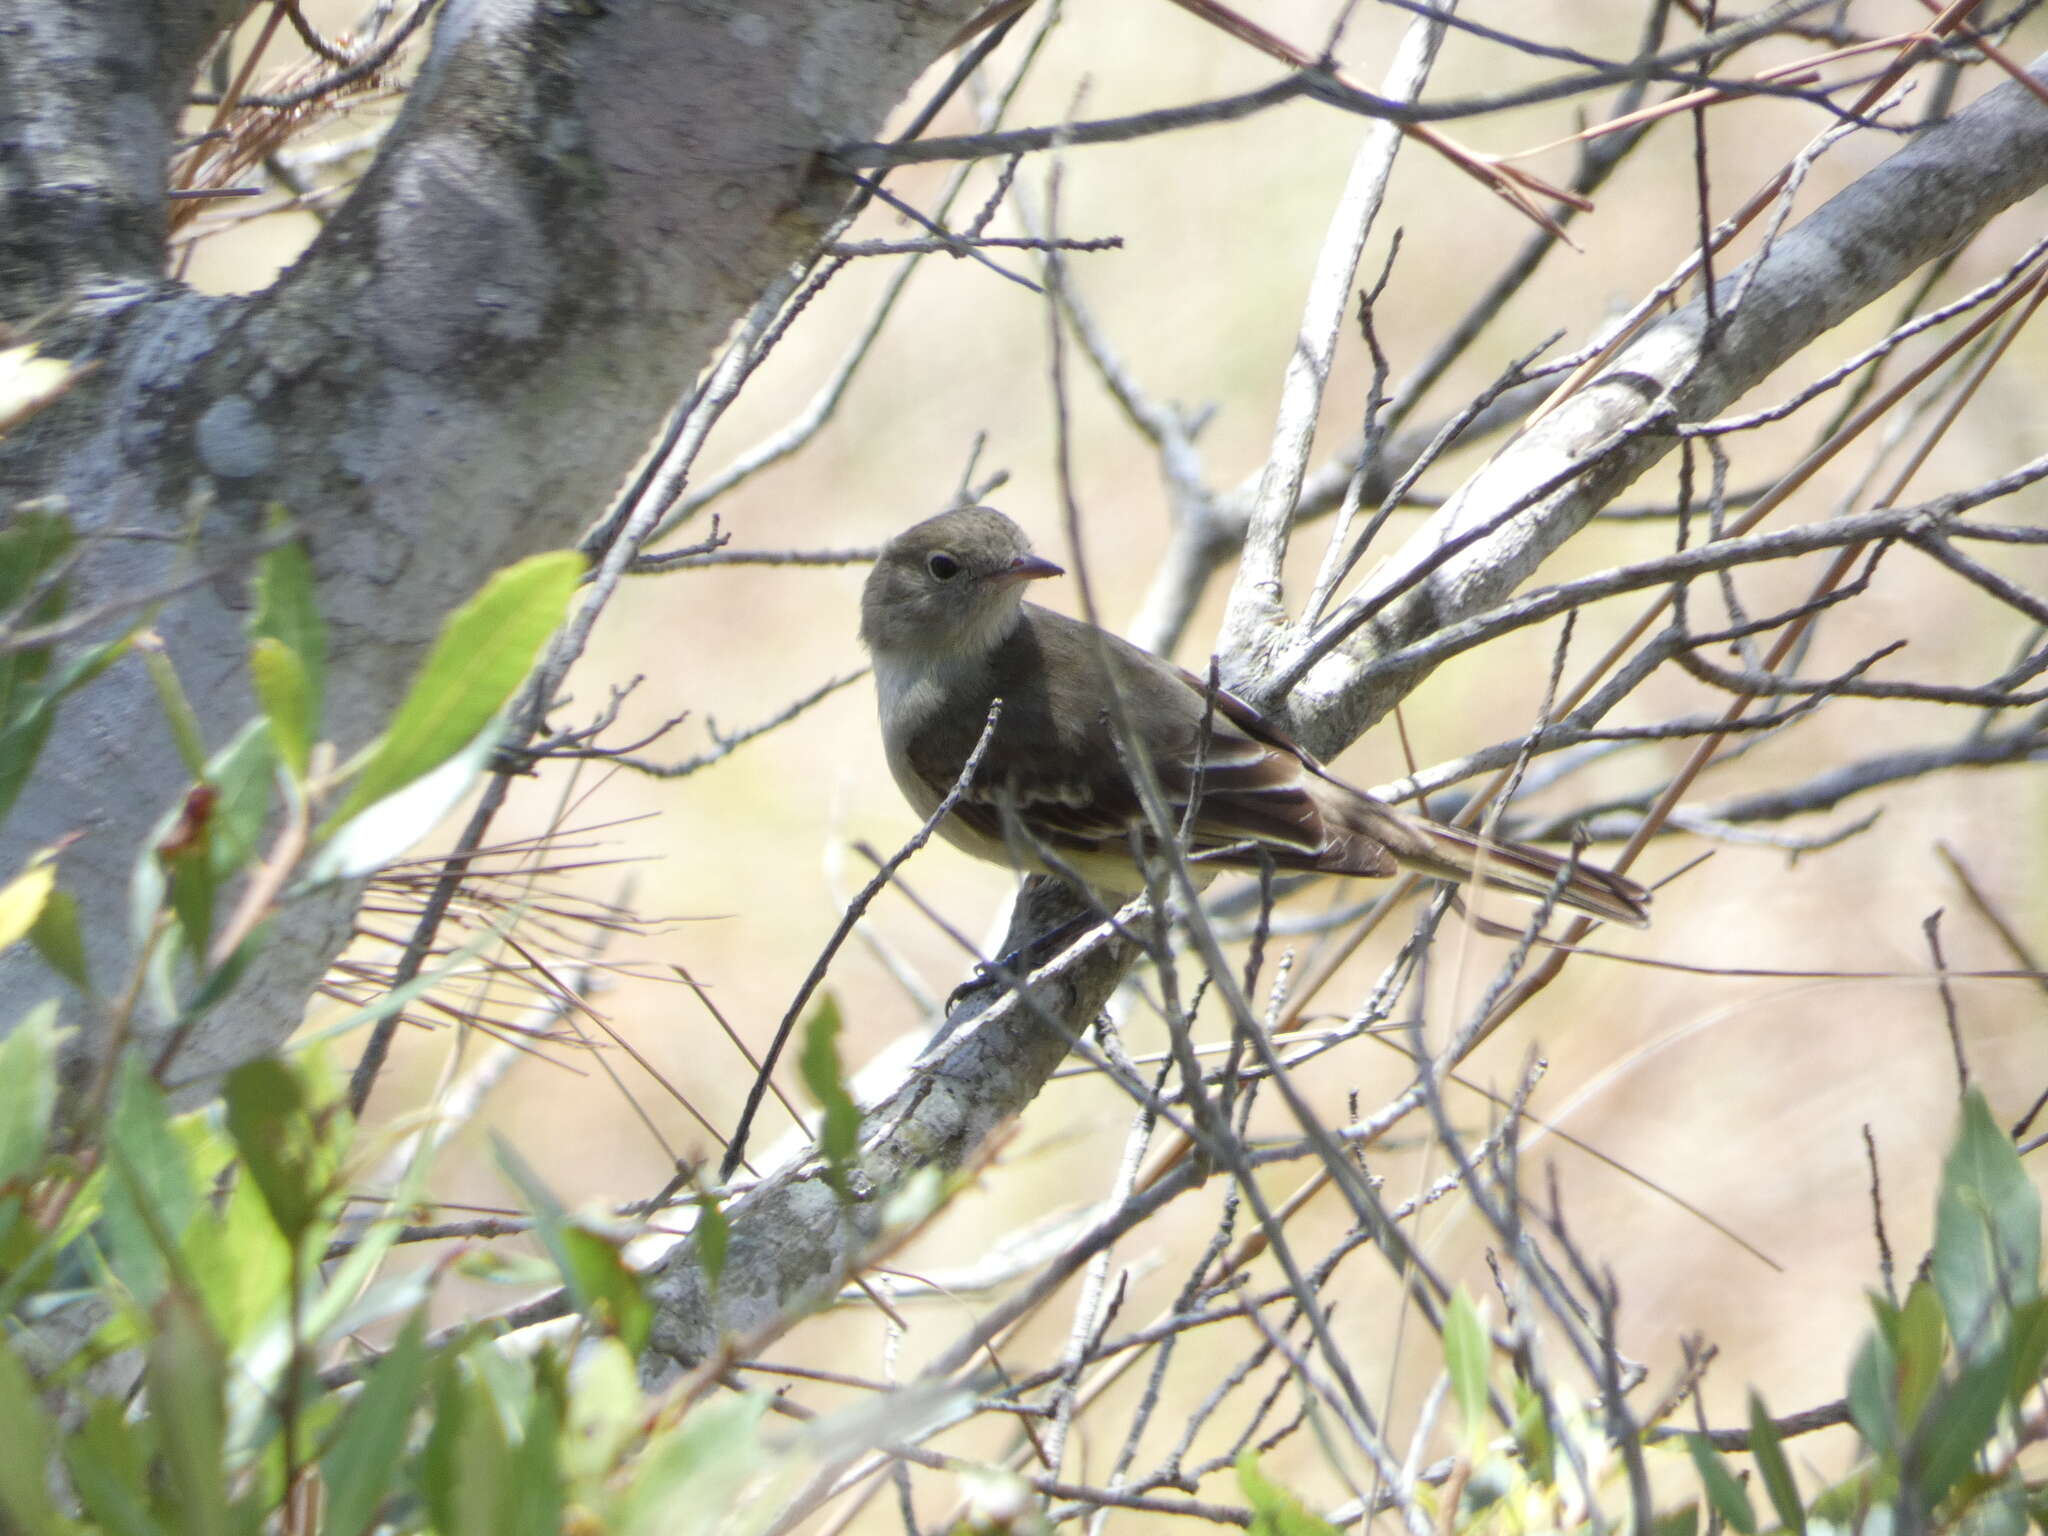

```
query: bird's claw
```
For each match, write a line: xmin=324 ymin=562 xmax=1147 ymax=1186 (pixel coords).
xmin=944 ymin=950 xmax=1029 ymax=1013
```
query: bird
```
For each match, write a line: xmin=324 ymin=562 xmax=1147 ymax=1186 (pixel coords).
xmin=859 ymin=506 xmax=1649 ymax=927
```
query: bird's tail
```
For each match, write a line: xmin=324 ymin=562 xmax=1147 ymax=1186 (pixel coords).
xmin=1392 ymin=818 xmax=1651 ymax=928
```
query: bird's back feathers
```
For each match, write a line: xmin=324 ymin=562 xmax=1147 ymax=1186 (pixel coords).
xmin=875 ymin=604 xmax=1649 ymax=925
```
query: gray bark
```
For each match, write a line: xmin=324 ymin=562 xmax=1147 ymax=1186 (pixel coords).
xmin=0 ymin=0 xmax=978 ymax=1092
xmin=0 ymin=0 xmax=253 ymax=316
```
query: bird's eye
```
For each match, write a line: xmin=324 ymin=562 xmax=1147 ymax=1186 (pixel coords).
xmin=926 ymin=553 xmax=961 ymax=581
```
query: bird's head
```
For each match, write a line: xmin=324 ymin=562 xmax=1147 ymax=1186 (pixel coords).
xmin=859 ymin=507 xmax=1063 ymax=660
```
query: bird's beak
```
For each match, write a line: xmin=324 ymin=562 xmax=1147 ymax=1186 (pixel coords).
xmin=996 ymin=554 xmax=1064 ymax=584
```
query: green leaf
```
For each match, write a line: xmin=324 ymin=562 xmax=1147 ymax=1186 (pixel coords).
xmin=182 ymin=1163 xmax=292 ymax=1348
xmin=159 ymin=820 xmax=215 ymax=962
xmin=1848 ymin=1323 xmax=1899 ymax=1462
xmin=142 ymin=643 xmax=208 ymax=778
xmin=99 ymin=1061 xmax=198 ymax=1306
xmin=1909 ymin=1347 xmax=2011 ymax=1514
xmin=0 ymin=624 xmax=133 ymax=830
xmin=1933 ymin=1091 xmax=2040 ymax=1357
xmin=329 ymin=550 xmax=582 ymax=827
xmin=798 ymin=994 xmax=861 ymax=1199
xmin=1957 ymin=1479 xmax=2029 ymax=1536
xmin=495 ymin=1138 xmax=651 ymax=1354
xmin=0 ymin=509 xmax=74 ymax=672
xmin=30 ymin=886 xmax=91 ymax=997
xmin=130 ymin=721 xmax=276 ymax=970
xmin=1237 ymin=1449 xmax=1343 ymax=1536
xmin=171 ymin=919 xmax=271 ymax=1034
xmin=513 ymin=1352 xmax=567 ymax=1536
xmin=1444 ymin=1286 xmax=1491 ymax=1448
xmin=248 ymin=638 xmax=312 ymax=781
xmin=1512 ymin=1377 xmax=1555 ymax=1484
xmin=223 ymin=1057 xmax=334 ymax=1246
xmin=559 ymin=1225 xmax=652 ymax=1356
xmin=204 ymin=719 xmax=276 ymax=881
xmin=247 ymin=520 xmax=325 ymax=734
xmin=618 ymin=1393 xmax=770 ymax=1536
xmin=64 ymin=1397 xmax=161 ymax=1536
xmin=1895 ymin=1281 xmax=1948 ymax=1429
xmin=0 ymin=1330 xmax=68 ymax=1534
xmin=696 ymin=1189 xmax=730 ymax=1295
xmin=0 ymin=853 xmax=54 ymax=952
xmin=1747 ymin=1392 xmax=1805 ymax=1536
xmin=2006 ymin=1295 xmax=2048 ymax=1410
xmin=421 ymin=1358 xmax=517 ymax=1536
xmin=1686 ymin=1434 xmax=1758 ymax=1535
xmin=146 ymin=1287 xmax=231 ymax=1536
xmin=563 ymin=1339 xmax=642 ymax=1485
xmin=0 ymin=999 xmax=59 ymax=1183
xmin=308 ymin=721 xmax=500 ymax=882
xmin=322 ymin=1312 xmax=429 ymax=1536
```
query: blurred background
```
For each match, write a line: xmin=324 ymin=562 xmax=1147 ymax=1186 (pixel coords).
xmin=184 ymin=0 xmax=2048 ymax=1521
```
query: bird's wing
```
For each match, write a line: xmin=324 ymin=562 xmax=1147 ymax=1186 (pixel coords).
xmin=1154 ymin=662 xmax=1401 ymax=876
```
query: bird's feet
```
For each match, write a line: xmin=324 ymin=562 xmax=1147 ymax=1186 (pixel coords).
xmin=944 ymin=949 xmax=1032 ymax=1013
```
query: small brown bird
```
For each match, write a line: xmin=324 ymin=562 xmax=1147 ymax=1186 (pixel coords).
xmin=860 ymin=507 xmax=1649 ymax=927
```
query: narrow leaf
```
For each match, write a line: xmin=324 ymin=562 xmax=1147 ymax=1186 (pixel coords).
xmin=2006 ymin=1295 xmax=2048 ymax=1409
xmin=1932 ymin=1090 xmax=2040 ymax=1357
xmin=0 ymin=1000 xmax=59 ymax=1183
xmin=431 ymin=1363 xmax=517 ymax=1536
xmin=330 ymin=550 xmax=582 ymax=826
xmin=1895 ymin=1280 xmax=1947 ymax=1428
xmin=513 ymin=1354 xmax=567 ymax=1536
xmin=142 ymin=643 xmax=208 ymax=778
xmin=617 ymin=1394 xmax=769 ymax=1536
xmin=1685 ymin=1433 xmax=1758 ymax=1535
xmin=696 ymin=1189 xmax=730 ymax=1295
xmin=0 ymin=508 xmax=73 ymax=660
xmin=798 ymin=994 xmax=861 ymax=1198
xmin=1847 ymin=1326 xmax=1898 ymax=1461
xmin=64 ymin=1397 xmax=159 ymax=1536
xmin=0 ymin=1330 xmax=67 ymax=1534
xmin=0 ymin=626 xmax=133 ymax=830
xmin=1237 ymin=1449 xmax=1343 ymax=1536
xmin=1444 ymin=1287 xmax=1491 ymax=1447
xmin=146 ymin=1287 xmax=231 ymax=1536
xmin=203 ymin=719 xmax=276 ymax=880
xmin=322 ymin=1312 xmax=429 ymax=1536
xmin=247 ymin=518 xmax=326 ymax=728
xmin=1512 ymin=1378 xmax=1555 ymax=1483
xmin=1910 ymin=1347 xmax=2012 ymax=1513
xmin=495 ymin=1138 xmax=650 ymax=1353
xmin=248 ymin=638 xmax=312 ymax=780
xmin=0 ymin=855 xmax=55 ymax=952
xmin=223 ymin=1058 xmax=331 ymax=1246
xmin=1747 ymin=1392 xmax=1805 ymax=1536
xmin=99 ymin=1061 xmax=199 ymax=1305
xmin=309 ymin=722 xmax=499 ymax=881
xmin=30 ymin=886 xmax=91 ymax=996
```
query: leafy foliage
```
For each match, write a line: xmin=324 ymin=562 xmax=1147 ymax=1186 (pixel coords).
xmin=1 ymin=1055 xmax=2027 ymax=1533
xmin=798 ymin=993 xmax=863 ymax=1200
xmin=0 ymin=1041 xmax=953 ymax=1534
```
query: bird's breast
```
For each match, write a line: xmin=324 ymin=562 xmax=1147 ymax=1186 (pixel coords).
xmin=872 ymin=646 xmax=981 ymax=817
